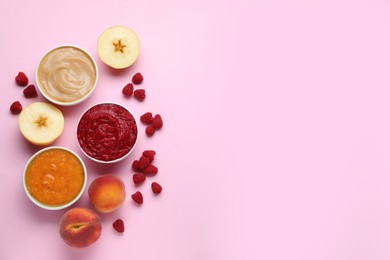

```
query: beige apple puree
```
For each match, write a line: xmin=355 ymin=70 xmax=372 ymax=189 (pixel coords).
xmin=37 ymin=46 xmax=97 ymax=103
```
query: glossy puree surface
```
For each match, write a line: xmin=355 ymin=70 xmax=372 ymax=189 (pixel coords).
xmin=25 ymin=148 xmax=84 ymax=206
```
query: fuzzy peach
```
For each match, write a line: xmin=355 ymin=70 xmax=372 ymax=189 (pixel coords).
xmin=88 ymin=174 xmax=126 ymax=213
xmin=59 ymin=207 xmax=102 ymax=248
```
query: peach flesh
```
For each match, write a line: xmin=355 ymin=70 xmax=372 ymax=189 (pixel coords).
xmin=59 ymin=207 xmax=101 ymax=248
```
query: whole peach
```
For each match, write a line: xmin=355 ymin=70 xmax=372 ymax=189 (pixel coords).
xmin=88 ymin=174 xmax=126 ymax=213
xmin=59 ymin=207 xmax=101 ymax=248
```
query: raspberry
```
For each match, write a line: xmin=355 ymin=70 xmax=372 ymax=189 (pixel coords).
xmin=138 ymin=156 xmax=151 ymax=170
xmin=15 ymin=72 xmax=28 ymax=86
xmin=133 ymin=173 xmax=146 ymax=185
xmin=122 ymin=83 xmax=134 ymax=97
xmin=131 ymin=191 xmax=143 ymax=205
xmin=152 ymin=114 xmax=163 ymax=129
xmin=10 ymin=101 xmax=22 ymax=114
xmin=132 ymin=72 xmax=143 ymax=84
xmin=143 ymin=164 xmax=158 ymax=175
xmin=113 ymin=219 xmax=125 ymax=233
xmin=134 ymin=89 xmax=146 ymax=101
xmin=142 ymin=150 xmax=156 ymax=162
xmin=23 ymin=84 xmax=38 ymax=98
xmin=132 ymin=160 xmax=140 ymax=172
xmin=151 ymin=182 xmax=162 ymax=194
xmin=140 ymin=112 xmax=153 ymax=124
xmin=145 ymin=125 xmax=155 ymax=137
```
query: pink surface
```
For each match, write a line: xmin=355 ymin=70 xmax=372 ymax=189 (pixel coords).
xmin=2 ymin=0 xmax=390 ymax=259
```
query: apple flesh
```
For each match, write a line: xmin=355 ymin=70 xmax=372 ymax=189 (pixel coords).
xmin=97 ymin=25 xmax=140 ymax=69
xmin=18 ymin=102 xmax=64 ymax=146
xmin=88 ymin=174 xmax=126 ymax=213
xmin=59 ymin=207 xmax=101 ymax=248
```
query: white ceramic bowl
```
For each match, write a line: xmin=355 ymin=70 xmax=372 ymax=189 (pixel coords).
xmin=77 ymin=102 xmax=138 ymax=164
xmin=35 ymin=45 xmax=98 ymax=106
xmin=23 ymin=146 xmax=87 ymax=210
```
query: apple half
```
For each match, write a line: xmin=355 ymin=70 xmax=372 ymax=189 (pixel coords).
xmin=97 ymin=25 xmax=140 ymax=69
xmin=18 ymin=102 xmax=64 ymax=146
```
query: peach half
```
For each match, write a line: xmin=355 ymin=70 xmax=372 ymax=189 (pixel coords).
xmin=88 ymin=174 xmax=126 ymax=213
xmin=59 ymin=207 xmax=102 ymax=248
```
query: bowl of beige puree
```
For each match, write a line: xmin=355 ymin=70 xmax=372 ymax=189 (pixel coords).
xmin=36 ymin=45 xmax=98 ymax=106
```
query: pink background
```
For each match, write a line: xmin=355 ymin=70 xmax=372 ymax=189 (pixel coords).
xmin=2 ymin=0 xmax=390 ymax=259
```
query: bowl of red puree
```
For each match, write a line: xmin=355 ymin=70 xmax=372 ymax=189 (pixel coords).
xmin=77 ymin=102 xmax=138 ymax=163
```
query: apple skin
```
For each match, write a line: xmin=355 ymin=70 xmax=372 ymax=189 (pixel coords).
xmin=88 ymin=174 xmax=126 ymax=213
xmin=59 ymin=207 xmax=102 ymax=248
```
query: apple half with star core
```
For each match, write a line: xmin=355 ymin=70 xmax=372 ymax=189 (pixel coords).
xmin=97 ymin=25 xmax=140 ymax=69
xmin=18 ymin=102 xmax=64 ymax=146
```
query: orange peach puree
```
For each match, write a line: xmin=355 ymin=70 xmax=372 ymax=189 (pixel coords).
xmin=25 ymin=149 xmax=84 ymax=206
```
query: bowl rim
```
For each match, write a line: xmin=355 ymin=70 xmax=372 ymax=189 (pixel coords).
xmin=23 ymin=146 xmax=87 ymax=210
xmin=35 ymin=44 xmax=99 ymax=106
xmin=76 ymin=102 xmax=138 ymax=164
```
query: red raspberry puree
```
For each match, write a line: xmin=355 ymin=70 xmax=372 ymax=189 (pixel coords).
xmin=77 ymin=103 xmax=137 ymax=162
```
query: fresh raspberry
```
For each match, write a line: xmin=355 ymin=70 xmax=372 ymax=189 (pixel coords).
xmin=15 ymin=72 xmax=28 ymax=86
xmin=151 ymin=182 xmax=162 ymax=194
xmin=23 ymin=84 xmax=38 ymax=98
xmin=122 ymin=83 xmax=134 ymax=97
xmin=134 ymin=89 xmax=146 ymax=101
xmin=140 ymin=112 xmax=153 ymax=124
xmin=132 ymin=160 xmax=140 ymax=172
xmin=145 ymin=125 xmax=155 ymax=137
xmin=143 ymin=164 xmax=158 ymax=175
xmin=133 ymin=173 xmax=146 ymax=185
xmin=142 ymin=150 xmax=156 ymax=162
xmin=138 ymin=156 xmax=151 ymax=170
xmin=10 ymin=101 xmax=22 ymax=114
xmin=152 ymin=114 xmax=163 ymax=129
xmin=132 ymin=72 xmax=143 ymax=84
xmin=131 ymin=191 xmax=143 ymax=205
xmin=113 ymin=219 xmax=125 ymax=233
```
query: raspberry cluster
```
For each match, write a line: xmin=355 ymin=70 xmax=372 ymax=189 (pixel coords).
xmin=10 ymin=72 xmax=39 ymax=114
xmin=130 ymin=150 xmax=163 ymax=205
xmin=132 ymin=150 xmax=158 ymax=176
xmin=140 ymin=112 xmax=163 ymax=137
xmin=116 ymin=72 xmax=165 ymax=233
xmin=122 ymin=72 xmax=146 ymax=101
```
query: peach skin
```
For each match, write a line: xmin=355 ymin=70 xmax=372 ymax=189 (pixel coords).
xmin=88 ymin=174 xmax=126 ymax=213
xmin=59 ymin=207 xmax=102 ymax=248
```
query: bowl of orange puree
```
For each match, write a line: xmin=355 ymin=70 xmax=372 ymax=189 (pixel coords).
xmin=23 ymin=146 xmax=87 ymax=210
